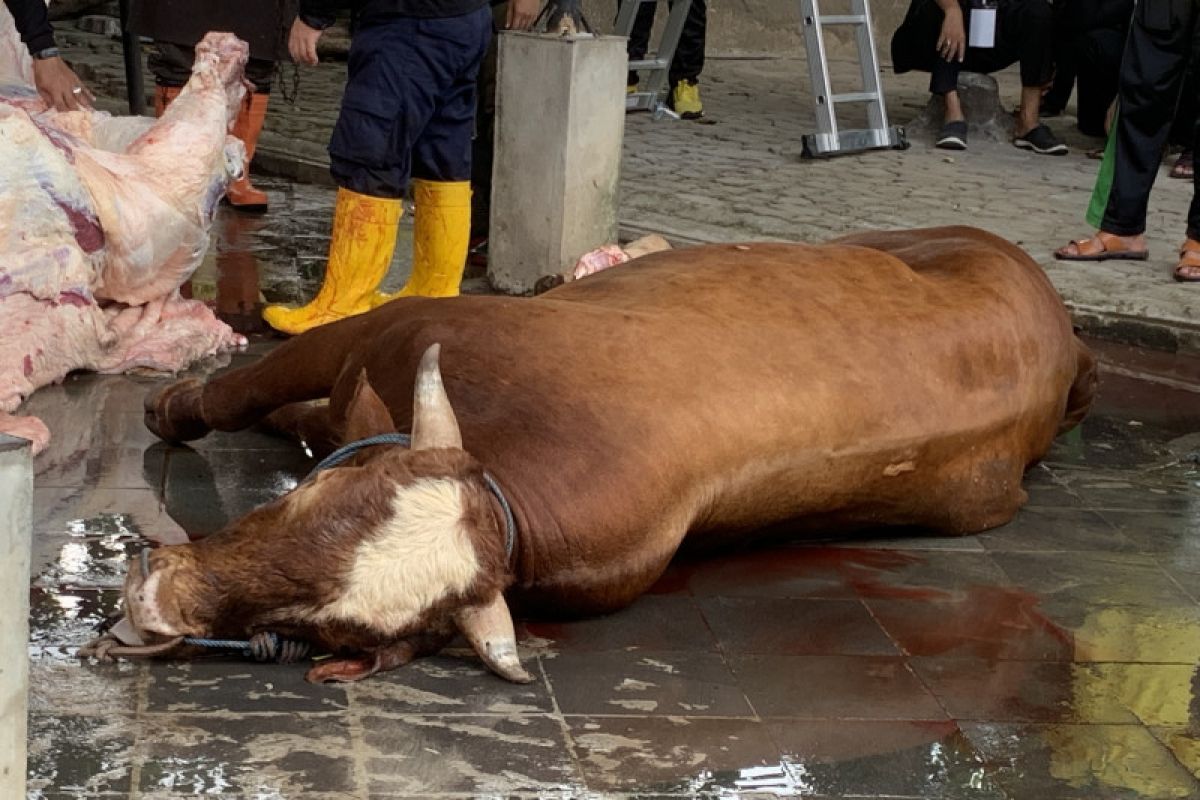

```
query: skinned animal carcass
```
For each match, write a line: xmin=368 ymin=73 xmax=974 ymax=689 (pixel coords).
xmin=94 ymin=227 xmax=1096 ymax=685
xmin=0 ymin=9 xmax=249 ymax=452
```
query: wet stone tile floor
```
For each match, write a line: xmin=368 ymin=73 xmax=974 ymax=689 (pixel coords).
xmin=20 ymin=191 xmax=1200 ymax=798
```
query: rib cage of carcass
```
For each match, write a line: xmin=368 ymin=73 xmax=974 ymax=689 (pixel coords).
xmin=0 ymin=9 xmax=250 ymax=453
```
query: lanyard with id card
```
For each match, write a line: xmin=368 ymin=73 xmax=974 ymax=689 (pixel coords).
xmin=969 ymin=0 xmax=997 ymax=48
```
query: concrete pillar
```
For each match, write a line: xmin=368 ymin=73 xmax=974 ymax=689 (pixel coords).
xmin=487 ymin=32 xmax=627 ymax=294
xmin=0 ymin=434 xmax=31 ymax=798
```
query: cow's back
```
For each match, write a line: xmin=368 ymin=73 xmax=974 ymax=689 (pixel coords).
xmin=346 ymin=227 xmax=1088 ymax=612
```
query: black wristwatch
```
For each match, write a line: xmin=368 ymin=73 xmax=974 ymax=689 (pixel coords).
xmin=298 ymin=13 xmax=334 ymax=29
xmin=31 ymin=46 xmax=60 ymax=60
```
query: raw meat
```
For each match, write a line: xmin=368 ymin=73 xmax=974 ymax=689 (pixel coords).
xmin=571 ymin=243 xmax=629 ymax=280
xmin=534 ymin=235 xmax=674 ymax=294
xmin=571 ymin=234 xmax=673 ymax=280
xmin=0 ymin=8 xmax=250 ymax=453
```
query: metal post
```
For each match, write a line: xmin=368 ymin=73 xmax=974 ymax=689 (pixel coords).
xmin=800 ymin=0 xmax=838 ymax=151
xmin=798 ymin=0 xmax=907 ymax=157
xmin=118 ymin=0 xmax=146 ymax=115
xmin=0 ymin=434 xmax=33 ymax=799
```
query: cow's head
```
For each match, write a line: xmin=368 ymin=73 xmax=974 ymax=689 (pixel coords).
xmin=106 ymin=345 xmax=531 ymax=684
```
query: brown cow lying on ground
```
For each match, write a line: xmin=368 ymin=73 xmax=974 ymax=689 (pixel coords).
xmin=90 ymin=226 xmax=1096 ymax=684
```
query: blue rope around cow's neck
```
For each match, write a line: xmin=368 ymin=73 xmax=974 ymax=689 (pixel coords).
xmin=182 ymin=631 xmax=311 ymax=663
xmin=173 ymin=432 xmax=518 ymax=662
xmin=310 ymin=432 xmax=413 ymax=473
xmin=308 ymin=432 xmax=517 ymax=560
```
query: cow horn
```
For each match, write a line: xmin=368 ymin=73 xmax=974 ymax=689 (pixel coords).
xmin=411 ymin=343 xmax=463 ymax=451
xmin=455 ymin=592 xmax=534 ymax=684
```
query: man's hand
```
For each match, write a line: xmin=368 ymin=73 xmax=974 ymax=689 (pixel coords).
xmin=937 ymin=8 xmax=966 ymax=63
xmin=32 ymin=56 xmax=93 ymax=111
xmin=289 ymin=18 xmax=323 ymax=66
xmin=505 ymin=0 xmax=539 ymax=30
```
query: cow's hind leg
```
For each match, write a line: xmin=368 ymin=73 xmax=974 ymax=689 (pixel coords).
xmin=920 ymin=453 xmax=1029 ymax=536
xmin=146 ymin=313 xmax=382 ymax=442
xmin=1058 ymin=338 xmax=1097 ymax=436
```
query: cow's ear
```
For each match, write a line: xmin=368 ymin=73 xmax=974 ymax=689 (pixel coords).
xmin=305 ymin=655 xmax=380 ymax=683
xmin=344 ymin=369 xmax=396 ymax=441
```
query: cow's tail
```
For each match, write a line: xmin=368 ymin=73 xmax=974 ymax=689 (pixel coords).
xmin=1058 ymin=336 xmax=1098 ymax=436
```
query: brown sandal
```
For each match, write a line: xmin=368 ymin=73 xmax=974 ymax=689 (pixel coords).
xmin=1170 ymin=151 xmax=1194 ymax=180
xmin=1175 ymin=240 xmax=1200 ymax=282
xmin=1055 ymin=231 xmax=1149 ymax=262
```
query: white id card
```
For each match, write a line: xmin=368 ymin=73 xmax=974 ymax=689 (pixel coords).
xmin=969 ymin=7 xmax=997 ymax=48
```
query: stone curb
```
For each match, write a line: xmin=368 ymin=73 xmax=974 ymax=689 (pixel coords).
xmin=1065 ymin=306 xmax=1200 ymax=357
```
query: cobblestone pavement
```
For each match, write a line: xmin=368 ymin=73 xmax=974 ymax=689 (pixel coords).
xmin=60 ymin=24 xmax=1199 ymax=353
xmin=21 ymin=332 xmax=1200 ymax=798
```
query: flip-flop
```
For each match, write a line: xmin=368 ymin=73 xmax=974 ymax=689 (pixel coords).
xmin=1170 ymin=152 xmax=1194 ymax=180
xmin=1055 ymin=232 xmax=1149 ymax=262
xmin=1174 ymin=241 xmax=1200 ymax=282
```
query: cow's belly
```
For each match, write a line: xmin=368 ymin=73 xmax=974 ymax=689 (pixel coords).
xmin=502 ymin=380 xmax=1062 ymax=618
xmin=683 ymin=403 xmax=1056 ymax=546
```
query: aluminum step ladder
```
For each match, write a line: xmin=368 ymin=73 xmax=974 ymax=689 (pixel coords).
xmin=615 ymin=0 xmax=693 ymax=118
xmin=799 ymin=0 xmax=907 ymax=157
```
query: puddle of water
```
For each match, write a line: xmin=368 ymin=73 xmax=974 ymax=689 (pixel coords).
xmin=30 ymin=519 xmax=150 ymax=659
xmin=28 ymin=586 xmax=122 ymax=661
xmin=26 ymin=714 xmax=133 ymax=797
xmin=36 ymin=522 xmax=144 ymax=589
xmin=147 ymin=755 xmax=242 ymax=796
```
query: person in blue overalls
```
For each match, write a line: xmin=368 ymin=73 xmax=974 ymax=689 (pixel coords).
xmin=264 ymin=0 xmax=493 ymax=335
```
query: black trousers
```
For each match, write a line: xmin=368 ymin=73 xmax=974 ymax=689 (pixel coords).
xmin=1075 ymin=28 xmax=1126 ymax=136
xmin=327 ymin=9 xmax=492 ymax=198
xmin=469 ymin=1 xmax=506 ymax=238
xmin=895 ymin=0 xmax=1055 ymax=95
xmin=1042 ymin=38 xmax=1077 ymax=112
xmin=150 ymin=42 xmax=275 ymax=94
xmin=1100 ymin=0 xmax=1200 ymax=237
xmin=1169 ymin=60 xmax=1197 ymax=148
xmin=622 ymin=0 xmax=707 ymax=85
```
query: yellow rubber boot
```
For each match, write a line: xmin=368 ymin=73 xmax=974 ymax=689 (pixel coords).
xmin=263 ymin=188 xmax=402 ymax=335
xmin=373 ymin=179 xmax=470 ymax=307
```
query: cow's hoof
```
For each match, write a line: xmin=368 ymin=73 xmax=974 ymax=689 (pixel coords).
xmin=145 ymin=379 xmax=211 ymax=442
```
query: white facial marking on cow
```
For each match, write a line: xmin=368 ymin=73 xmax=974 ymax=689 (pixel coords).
xmin=129 ymin=569 xmax=182 ymax=637
xmin=313 ymin=478 xmax=479 ymax=634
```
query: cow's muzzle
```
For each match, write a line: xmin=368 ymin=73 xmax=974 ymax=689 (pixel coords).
xmin=78 ymin=616 xmax=186 ymax=661
xmin=80 ymin=548 xmax=186 ymax=661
